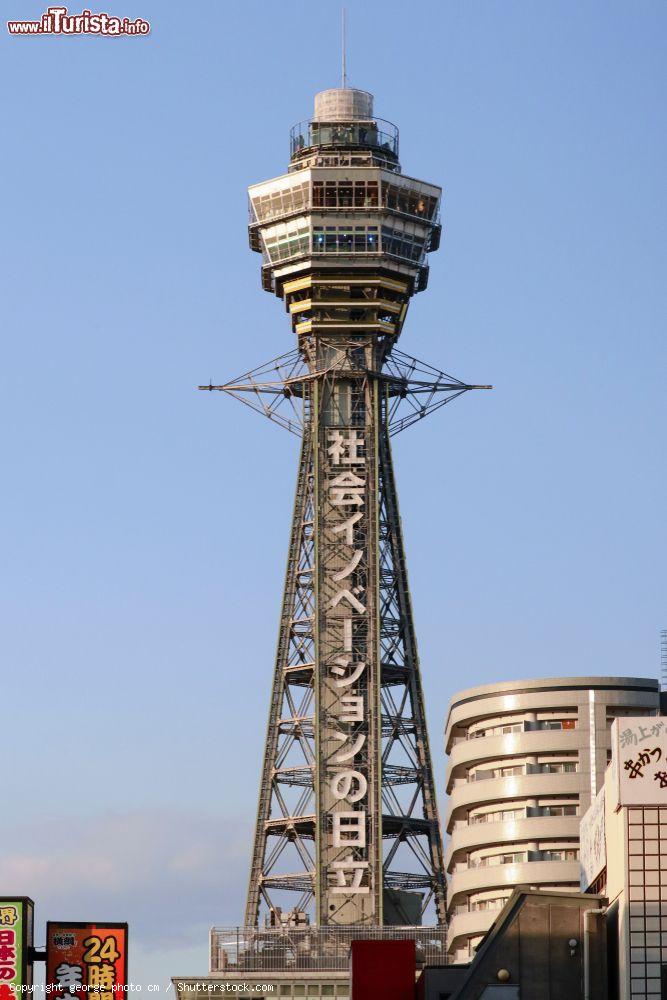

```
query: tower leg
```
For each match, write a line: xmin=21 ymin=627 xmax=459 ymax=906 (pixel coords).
xmin=244 ymin=387 xmax=447 ymax=928
xmin=244 ymin=430 xmax=317 ymax=926
xmin=378 ymin=426 xmax=447 ymax=925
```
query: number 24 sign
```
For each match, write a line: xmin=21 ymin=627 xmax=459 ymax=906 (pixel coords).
xmin=46 ymin=923 xmax=128 ymax=999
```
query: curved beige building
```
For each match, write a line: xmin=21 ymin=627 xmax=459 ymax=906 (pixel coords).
xmin=444 ymin=675 xmax=661 ymax=962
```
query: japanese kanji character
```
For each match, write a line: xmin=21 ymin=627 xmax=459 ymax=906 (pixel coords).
xmin=0 ymin=933 xmax=14 ymax=947
xmin=332 ymin=511 xmax=363 ymax=547
xmin=333 ymin=811 xmax=366 ymax=848
xmin=342 ymin=618 xmax=353 ymax=652
xmin=329 ymin=588 xmax=366 ymax=614
xmin=329 ymin=471 xmax=365 ymax=506
xmin=638 ymin=725 xmax=651 ymax=743
xmin=338 ymin=694 xmax=363 ymax=723
xmin=619 ymin=729 xmax=637 ymax=748
xmin=332 ymin=549 xmax=363 ymax=582
xmin=0 ymin=946 xmax=15 ymax=966
xmin=327 ymin=430 xmax=365 ymax=466
xmin=56 ymin=963 xmax=83 ymax=993
xmin=332 ymin=731 xmax=366 ymax=763
xmin=0 ymin=910 xmax=16 ymax=928
xmin=624 ymin=757 xmax=645 ymax=779
xmin=330 ymin=657 xmax=366 ymax=688
xmin=88 ymin=965 xmax=115 ymax=993
xmin=330 ymin=856 xmax=369 ymax=895
xmin=330 ymin=769 xmax=367 ymax=803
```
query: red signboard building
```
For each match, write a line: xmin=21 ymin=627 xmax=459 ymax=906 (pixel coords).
xmin=46 ymin=923 xmax=128 ymax=1000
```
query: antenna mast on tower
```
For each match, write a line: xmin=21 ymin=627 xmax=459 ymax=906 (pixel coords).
xmin=341 ymin=8 xmax=348 ymax=87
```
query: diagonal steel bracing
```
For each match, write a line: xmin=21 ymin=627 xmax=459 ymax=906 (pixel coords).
xmin=206 ymin=348 xmax=488 ymax=928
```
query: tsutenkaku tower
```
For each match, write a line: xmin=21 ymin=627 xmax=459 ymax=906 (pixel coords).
xmin=202 ymin=86 xmax=489 ymax=929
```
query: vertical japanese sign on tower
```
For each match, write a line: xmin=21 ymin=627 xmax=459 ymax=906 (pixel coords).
xmin=46 ymin=923 xmax=128 ymax=1000
xmin=316 ymin=376 xmax=381 ymax=925
xmin=0 ymin=898 xmax=33 ymax=995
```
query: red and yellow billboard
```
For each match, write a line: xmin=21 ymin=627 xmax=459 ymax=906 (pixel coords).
xmin=46 ymin=923 xmax=128 ymax=1000
xmin=0 ymin=898 xmax=34 ymax=998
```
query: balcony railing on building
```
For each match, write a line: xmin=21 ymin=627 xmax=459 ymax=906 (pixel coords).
xmin=209 ymin=926 xmax=449 ymax=973
xmin=465 ymin=761 xmax=578 ymax=784
xmin=290 ymin=119 xmax=399 ymax=159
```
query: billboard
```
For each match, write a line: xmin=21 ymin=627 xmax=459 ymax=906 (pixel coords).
xmin=0 ymin=898 xmax=34 ymax=994
xmin=611 ymin=717 xmax=667 ymax=807
xmin=46 ymin=923 xmax=128 ymax=999
xmin=580 ymin=786 xmax=606 ymax=890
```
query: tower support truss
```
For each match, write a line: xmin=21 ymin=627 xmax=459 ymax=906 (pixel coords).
xmin=206 ymin=343 xmax=487 ymax=927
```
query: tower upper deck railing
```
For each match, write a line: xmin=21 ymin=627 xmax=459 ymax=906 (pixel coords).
xmin=210 ymin=925 xmax=449 ymax=972
xmin=289 ymin=118 xmax=399 ymax=160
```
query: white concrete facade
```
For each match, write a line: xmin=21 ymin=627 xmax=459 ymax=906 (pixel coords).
xmin=444 ymin=676 xmax=661 ymax=962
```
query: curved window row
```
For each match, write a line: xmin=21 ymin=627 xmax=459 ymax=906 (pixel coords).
xmin=469 ymin=807 xmax=526 ymax=825
xmin=468 ymin=757 xmax=578 ymax=782
xmin=468 ymin=847 xmax=579 ymax=870
xmin=313 ymin=226 xmax=379 ymax=254
xmin=540 ymin=803 xmax=578 ymax=816
xmin=262 ymin=220 xmax=311 ymax=264
xmin=470 ymin=765 xmax=523 ymax=781
xmin=470 ymin=851 xmax=527 ymax=869
xmin=452 ymin=895 xmax=511 ymax=916
xmin=458 ymin=800 xmax=579 ymax=829
xmin=250 ymin=178 xmax=439 ymax=225
xmin=384 ymin=182 xmax=439 ymax=221
xmin=313 ymin=180 xmax=378 ymax=209
xmin=468 ymin=896 xmax=510 ymax=913
xmin=263 ymin=225 xmax=427 ymax=266
xmin=465 ymin=716 xmax=578 ymax=740
xmin=250 ymin=179 xmax=310 ymax=225
xmin=380 ymin=226 xmax=425 ymax=263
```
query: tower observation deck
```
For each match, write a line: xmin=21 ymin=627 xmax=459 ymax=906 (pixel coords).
xmin=202 ymin=86 xmax=490 ymax=930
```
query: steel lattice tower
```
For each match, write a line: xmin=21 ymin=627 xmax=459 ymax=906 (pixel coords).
xmin=202 ymin=86 xmax=489 ymax=929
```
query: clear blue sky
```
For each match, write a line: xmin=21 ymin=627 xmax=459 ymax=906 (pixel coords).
xmin=1 ymin=0 xmax=665 ymax=986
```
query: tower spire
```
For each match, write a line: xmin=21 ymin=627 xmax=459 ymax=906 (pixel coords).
xmin=341 ymin=8 xmax=348 ymax=88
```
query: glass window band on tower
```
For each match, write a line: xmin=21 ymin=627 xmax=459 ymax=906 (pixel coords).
xmin=249 ymin=171 xmax=441 ymax=230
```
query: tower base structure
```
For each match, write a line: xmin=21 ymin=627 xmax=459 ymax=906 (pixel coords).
xmin=172 ymin=925 xmax=448 ymax=1000
xmin=170 ymin=891 xmax=609 ymax=999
